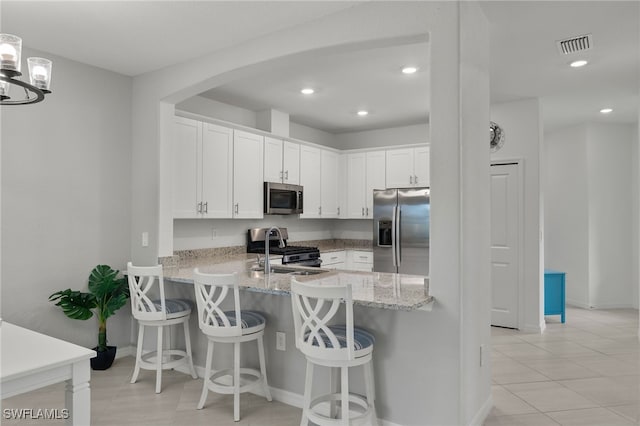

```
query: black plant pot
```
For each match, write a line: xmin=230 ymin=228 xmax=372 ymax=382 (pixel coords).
xmin=91 ymin=346 xmax=117 ymax=370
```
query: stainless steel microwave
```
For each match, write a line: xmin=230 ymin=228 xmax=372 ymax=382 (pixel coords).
xmin=264 ymin=182 xmax=303 ymax=215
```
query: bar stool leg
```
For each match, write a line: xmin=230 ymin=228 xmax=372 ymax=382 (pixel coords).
xmin=364 ymin=360 xmax=378 ymax=425
xmin=257 ymin=335 xmax=272 ymax=401
xmin=155 ymin=326 xmax=163 ymax=393
xmin=340 ymin=366 xmax=349 ymax=426
xmin=330 ymin=367 xmax=339 ymax=419
xmin=233 ymin=342 xmax=240 ymax=422
xmin=300 ymin=361 xmax=314 ymax=426
xmin=131 ymin=323 xmax=144 ymax=384
xmin=197 ymin=340 xmax=214 ymax=409
xmin=184 ymin=320 xmax=198 ymax=379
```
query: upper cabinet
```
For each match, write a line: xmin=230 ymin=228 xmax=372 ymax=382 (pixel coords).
xmin=264 ymin=137 xmax=300 ymax=184
xmin=386 ymin=146 xmax=430 ymax=188
xmin=320 ymin=149 xmax=340 ymax=218
xmin=345 ymin=150 xmax=385 ymax=219
xmin=173 ymin=117 xmax=233 ymax=218
xmin=299 ymin=145 xmax=322 ymax=218
xmin=233 ymin=130 xmax=264 ymax=219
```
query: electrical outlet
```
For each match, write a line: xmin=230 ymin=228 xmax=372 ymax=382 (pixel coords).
xmin=141 ymin=232 xmax=149 ymax=247
xmin=276 ymin=332 xmax=286 ymax=351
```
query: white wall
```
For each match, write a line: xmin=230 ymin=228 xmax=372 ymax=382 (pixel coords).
xmin=132 ymin=2 xmax=491 ymax=424
xmin=1 ymin=48 xmax=133 ymax=349
xmin=289 ymin=121 xmax=339 ymax=148
xmin=634 ymin=124 xmax=640 ymax=310
xmin=545 ymin=125 xmax=590 ymax=307
xmin=177 ymin=96 xmax=257 ymax=128
xmin=335 ymin=122 xmax=429 ymax=150
xmin=546 ymin=123 xmax=636 ymax=309
xmin=587 ymin=124 xmax=634 ymax=308
xmin=491 ymin=98 xmax=544 ymax=332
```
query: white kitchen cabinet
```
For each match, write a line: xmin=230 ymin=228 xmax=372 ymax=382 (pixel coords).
xmin=233 ymin=130 xmax=264 ymax=219
xmin=347 ymin=250 xmax=373 ymax=272
xmin=320 ymin=149 xmax=340 ymax=218
xmin=386 ymin=146 xmax=430 ymax=188
xmin=264 ymin=137 xmax=300 ymax=184
xmin=345 ymin=150 xmax=385 ymax=219
xmin=172 ymin=117 xmax=232 ymax=218
xmin=320 ymin=251 xmax=346 ymax=270
xmin=299 ymin=145 xmax=321 ymax=218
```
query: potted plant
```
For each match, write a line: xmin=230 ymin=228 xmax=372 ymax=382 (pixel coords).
xmin=49 ymin=264 xmax=129 ymax=370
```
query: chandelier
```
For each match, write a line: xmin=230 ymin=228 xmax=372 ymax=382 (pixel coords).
xmin=0 ymin=34 xmax=52 ymax=106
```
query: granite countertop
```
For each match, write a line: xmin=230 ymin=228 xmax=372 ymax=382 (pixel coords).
xmin=163 ymin=252 xmax=433 ymax=311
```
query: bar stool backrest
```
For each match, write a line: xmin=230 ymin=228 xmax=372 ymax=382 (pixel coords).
xmin=127 ymin=263 xmax=166 ymax=321
xmin=193 ymin=269 xmax=242 ymax=338
xmin=290 ymin=278 xmax=354 ymax=362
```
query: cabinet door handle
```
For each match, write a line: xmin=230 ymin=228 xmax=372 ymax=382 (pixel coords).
xmin=337 ymin=207 xmax=340 ymax=216
xmin=279 ymin=171 xmax=283 ymax=180
xmin=234 ymin=203 xmax=239 ymax=214
xmin=362 ymin=207 xmax=365 ymax=216
xmin=285 ymin=170 xmax=289 ymax=180
xmin=319 ymin=206 xmax=322 ymax=215
xmin=366 ymin=207 xmax=369 ymax=216
xmin=414 ymin=175 xmax=418 ymax=184
xmin=410 ymin=175 xmax=414 ymax=184
xmin=197 ymin=202 xmax=202 ymax=213
xmin=203 ymin=202 xmax=208 ymax=214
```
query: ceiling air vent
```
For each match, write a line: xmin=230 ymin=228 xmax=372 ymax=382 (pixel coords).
xmin=556 ymin=34 xmax=593 ymax=55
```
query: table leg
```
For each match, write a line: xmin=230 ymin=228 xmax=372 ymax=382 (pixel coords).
xmin=65 ymin=359 xmax=91 ymax=426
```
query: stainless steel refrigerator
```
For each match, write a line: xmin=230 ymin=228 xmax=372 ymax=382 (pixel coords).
xmin=373 ymin=188 xmax=430 ymax=276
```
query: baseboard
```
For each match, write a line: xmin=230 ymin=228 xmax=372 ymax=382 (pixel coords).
xmin=115 ymin=345 xmax=135 ymax=359
xmin=566 ymin=299 xmax=590 ymax=309
xmin=467 ymin=395 xmax=493 ymax=426
xmin=567 ymin=300 xmax=636 ymax=310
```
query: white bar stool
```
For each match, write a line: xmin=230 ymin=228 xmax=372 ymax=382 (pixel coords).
xmin=193 ymin=269 xmax=272 ymax=422
xmin=290 ymin=277 xmax=378 ymax=426
xmin=127 ymin=262 xmax=198 ymax=393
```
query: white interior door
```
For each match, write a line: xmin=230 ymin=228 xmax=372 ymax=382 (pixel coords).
xmin=490 ymin=163 xmax=520 ymax=328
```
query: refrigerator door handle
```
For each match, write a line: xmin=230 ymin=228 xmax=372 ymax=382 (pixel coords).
xmin=395 ymin=205 xmax=401 ymax=267
xmin=391 ymin=205 xmax=398 ymax=268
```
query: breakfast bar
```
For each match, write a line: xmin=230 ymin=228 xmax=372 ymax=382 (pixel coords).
xmin=160 ymin=249 xmax=435 ymax=424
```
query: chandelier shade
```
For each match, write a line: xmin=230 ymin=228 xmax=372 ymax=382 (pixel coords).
xmin=0 ymin=34 xmax=52 ymax=105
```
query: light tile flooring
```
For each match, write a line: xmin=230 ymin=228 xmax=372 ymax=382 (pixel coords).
xmin=484 ymin=307 xmax=640 ymax=426
xmin=3 ymin=307 xmax=638 ymax=425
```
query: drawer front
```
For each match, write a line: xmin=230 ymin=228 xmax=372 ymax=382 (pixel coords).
xmin=321 ymin=251 xmax=346 ymax=265
xmin=351 ymin=250 xmax=373 ymax=264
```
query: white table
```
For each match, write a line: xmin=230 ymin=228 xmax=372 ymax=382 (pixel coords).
xmin=1 ymin=322 xmax=96 ymax=425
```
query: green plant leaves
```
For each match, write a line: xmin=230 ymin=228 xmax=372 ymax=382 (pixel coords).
xmin=49 ymin=289 xmax=97 ymax=320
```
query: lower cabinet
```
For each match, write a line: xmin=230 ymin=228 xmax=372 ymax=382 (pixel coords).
xmin=348 ymin=250 xmax=373 ymax=272
xmin=320 ymin=251 xmax=346 ymax=270
xmin=320 ymin=250 xmax=373 ymax=272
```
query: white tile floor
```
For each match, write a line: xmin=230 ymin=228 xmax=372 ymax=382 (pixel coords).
xmin=3 ymin=306 xmax=638 ymax=425
xmin=484 ymin=307 xmax=640 ymax=426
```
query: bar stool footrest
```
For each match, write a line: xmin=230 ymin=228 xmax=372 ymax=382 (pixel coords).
xmin=205 ymin=368 xmax=264 ymax=394
xmin=307 ymin=392 xmax=372 ymax=425
xmin=139 ymin=350 xmax=190 ymax=371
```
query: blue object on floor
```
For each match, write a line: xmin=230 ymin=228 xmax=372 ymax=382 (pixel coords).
xmin=544 ymin=269 xmax=566 ymax=323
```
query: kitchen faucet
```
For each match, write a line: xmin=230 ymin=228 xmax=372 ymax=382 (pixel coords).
xmin=264 ymin=226 xmax=285 ymax=276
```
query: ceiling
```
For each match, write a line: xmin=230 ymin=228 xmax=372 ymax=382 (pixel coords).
xmin=1 ymin=1 xmax=638 ymax=134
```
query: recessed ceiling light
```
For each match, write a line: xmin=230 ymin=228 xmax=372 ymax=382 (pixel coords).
xmin=401 ymin=66 xmax=418 ymax=74
xmin=600 ymin=108 xmax=613 ymax=114
xmin=300 ymin=88 xmax=314 ymax=95
xmin=357 ymin=110 xmax=369 ymax=116
xmin=570 ymin=60 xmax=588 ymax=68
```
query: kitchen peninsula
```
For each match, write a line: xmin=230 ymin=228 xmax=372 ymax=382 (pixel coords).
xmin=160 ymin=243 xmax=434 ymax=425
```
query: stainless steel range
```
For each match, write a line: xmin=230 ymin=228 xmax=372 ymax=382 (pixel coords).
xmin=247 ymin=228 xmax=321 ymax=267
